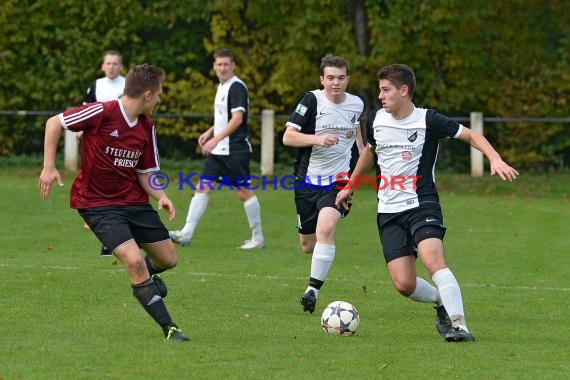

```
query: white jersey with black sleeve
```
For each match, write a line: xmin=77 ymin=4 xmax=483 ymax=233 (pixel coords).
xmin=366 ymin=106 xmax=463 ymax=213
xmin=212 ymin=75 xmax=251 ymax=155
xmin=84 ymin=76 xmax=125 ymax=104
xmin=286 ymin=89 xmax=364 ymax=186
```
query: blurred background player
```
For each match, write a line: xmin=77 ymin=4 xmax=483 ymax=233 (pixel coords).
xmin=283 ymin=54 xmax=364 ymax=313
xmin=169 ymin=48 xmax=265 ymax=250
xmin=39 ymin=64 xmax=189 ymax=342
xmin=84 ymin=50 xmax=125 ymax=104
xmin=81 ymin=50 xmax=126 ymax=230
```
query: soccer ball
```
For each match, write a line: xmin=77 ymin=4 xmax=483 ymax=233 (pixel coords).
xmin=321 ymin=300 xmax=360 ymax=336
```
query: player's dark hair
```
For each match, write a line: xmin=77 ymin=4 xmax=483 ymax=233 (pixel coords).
xmin=214 ymin=48 xmax=234 ymax=63
xmin=123 ymin=64 xmax=165 ymax=98
xmin=320 ymin=54 xmax=349 ymax=76
xmin=377 ymin=64 xmax=416 ymax=98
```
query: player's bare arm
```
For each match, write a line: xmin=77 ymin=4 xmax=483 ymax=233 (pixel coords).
xmin=335 ymin=145 xmax=375 ymax=210
xmin=458 ymin=127 xmax=519 ymax=181
xmin=355 ymin=126 xmax=365 ymax=153
xmin=137 ymin=172 xmax=176 ymax=221
xmin=39 ymin=115 xmax=65 ymax=199
xmin=201 ymin=110 xmax=243 ymax=155
xmin=283 ymin=126 xmax=339 ymax=148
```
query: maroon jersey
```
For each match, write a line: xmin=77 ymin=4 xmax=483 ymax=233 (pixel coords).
xmin=59 ymin=100 xmax=160 ymax=209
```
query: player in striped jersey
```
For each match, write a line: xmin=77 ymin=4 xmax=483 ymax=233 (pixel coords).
xmin=39 ymin=64 xmax=189 ymax=342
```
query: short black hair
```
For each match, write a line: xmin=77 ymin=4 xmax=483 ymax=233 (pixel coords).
xmin=377 ymin=64 xmax=416 ymax=98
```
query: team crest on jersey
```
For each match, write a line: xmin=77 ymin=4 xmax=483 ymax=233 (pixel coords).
xmin=402 ymin=151 xmax=412 ymax=161
xmin=295 ymin=103 xmax=308 ymax=116
xmin=345 ymin=131 xmax=354 ymax=139
xmin=407 ymin=130 xmax=417 ymax=142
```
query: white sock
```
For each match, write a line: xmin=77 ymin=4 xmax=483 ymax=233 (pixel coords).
xmin=181 ymin=193 xmax=209 ymax=236
xmin=243 ymin=196 xmax=264 ymax=241
xmin=310 ymin=243 xmax=336 ymax=281
xmin=432 ymin=268 xmax=467 ymax=327
xmin=409 ymin=277 xmax=438 ymax=304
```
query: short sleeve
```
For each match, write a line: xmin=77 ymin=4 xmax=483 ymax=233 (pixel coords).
xmin=425 ymin=109 xmax=461 ymax=139
xmin=365 ymin=109 xmax=378 ymax=146
xmin=228 ymin=82 xmax=248 ymax=113
xmin=286 ymin=92 xmax=317 ymax=132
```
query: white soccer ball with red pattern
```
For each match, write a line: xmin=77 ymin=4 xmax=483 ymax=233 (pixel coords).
xmin=321 ymin=300 xmax=360 ymax=336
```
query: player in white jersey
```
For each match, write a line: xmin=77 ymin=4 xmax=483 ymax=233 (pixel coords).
xmin=169 ymin=48 xmax=265 ymax=249
xmin=336 ymin=64 xmax=518 ymax=342
xmin=84 ymin=50 xmax=125 ymax=103
xmin=283 ymin=55 xmax=364 ymax=314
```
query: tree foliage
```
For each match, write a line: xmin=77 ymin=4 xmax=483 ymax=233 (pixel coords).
xmin=0 ymin=0 xmax=568 ymax=169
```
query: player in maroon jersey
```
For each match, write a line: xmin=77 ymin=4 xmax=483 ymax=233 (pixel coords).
xmin=39 ymin=64 xmax=189 ymax=342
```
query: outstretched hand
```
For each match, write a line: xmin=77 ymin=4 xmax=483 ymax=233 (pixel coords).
xmin=39 ymin=167 xmax=64 ymax=199
xmin=490 ymin=159 xmax=519 ymax=182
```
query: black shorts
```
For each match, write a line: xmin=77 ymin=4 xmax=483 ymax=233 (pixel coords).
xmin=294 ymin=181 xmax=350 ymax=235
xmin=377 ymin=201 xmax=446 ymax=264
xmin=78 ymin=204 xmax=170 ymax=255
xmin=200 ymin=152 xmax=251 ymax=188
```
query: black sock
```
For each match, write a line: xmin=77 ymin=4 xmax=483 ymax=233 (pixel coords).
xmin=131 ymin=278 xmax=173 ymax=336
xmin=309 ymin=277 xmax=324 ymax=290
xmin=144 ymin=255 xmax=165 ymax=275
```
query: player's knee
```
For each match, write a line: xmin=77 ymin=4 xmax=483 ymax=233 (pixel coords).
xmin=298 ymin=235 xmax=315 ymax=253
xmin=121 ymin=251 xmax=145 ymax=269
xmin=237 ymin=189 xmax=254 ymax=202
xmin=121 ymin=254 xmax=148 ymax=280
xmin=392 ymin=278 xmax=415 ymax=297
xmin=160 ymin=255 xmax=178 ymax=269
xmin=300 ymin=241 xmax=315 ymax=254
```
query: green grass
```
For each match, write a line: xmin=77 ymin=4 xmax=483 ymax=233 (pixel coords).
xmin=1 ymin=165 xmax=569 ymax=379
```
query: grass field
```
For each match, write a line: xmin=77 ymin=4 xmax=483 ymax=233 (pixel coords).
xmin=1 ymin=163 xmax=569 ymax=379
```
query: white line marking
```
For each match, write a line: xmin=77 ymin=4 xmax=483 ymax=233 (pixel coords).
xmin=2 ymin=263 xmax=568 ymax=292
